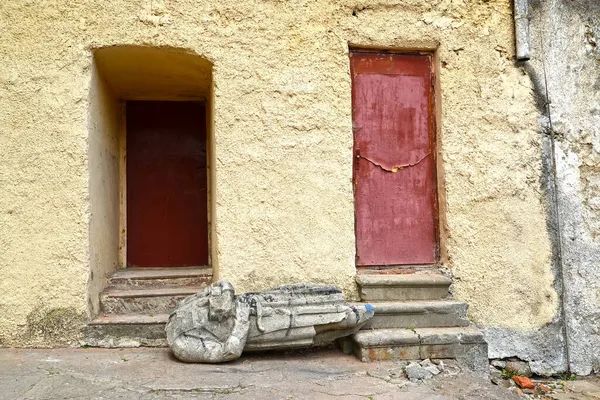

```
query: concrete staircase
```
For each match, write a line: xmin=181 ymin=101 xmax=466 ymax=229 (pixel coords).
xmin=348 ymin=272 xmax=488 ymax=372
xmin=82 ymin=267 xmax=211 ymax=347
xmin=83 ymin=268 xmax=487 ymax=372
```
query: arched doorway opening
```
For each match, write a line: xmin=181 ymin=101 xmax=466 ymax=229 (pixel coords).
xmin=88 ymin=45 xmax=215 ymax=318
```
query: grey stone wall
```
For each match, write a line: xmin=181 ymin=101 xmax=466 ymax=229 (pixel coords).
xmin=489 ymin=0 xmax=600 ymax=376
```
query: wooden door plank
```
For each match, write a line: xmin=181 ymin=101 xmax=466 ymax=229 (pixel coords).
xmin=351 ymin=52 xmax=438 ymax=266
xmin=126 ymin=101 xmax=209 ymax=267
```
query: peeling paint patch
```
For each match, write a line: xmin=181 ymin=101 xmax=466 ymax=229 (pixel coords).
xmin=359 ymin=153 xmax=431 ymax=173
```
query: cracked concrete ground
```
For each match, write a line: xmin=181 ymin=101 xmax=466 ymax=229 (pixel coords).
xmin=0 ymin=347 xmax=519 ymax=399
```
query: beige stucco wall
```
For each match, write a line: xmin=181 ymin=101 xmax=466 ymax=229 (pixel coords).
xmin=88 ymin=63 xmax=120 ymax=317
xmin=0 ymin=0 xmax=557 ymax=345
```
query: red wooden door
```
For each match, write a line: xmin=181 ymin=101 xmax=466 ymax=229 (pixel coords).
xmin=351 ymin=52 xmax=438 ymax=266
xmin=126 ymin=101 xmax=209 ymax=267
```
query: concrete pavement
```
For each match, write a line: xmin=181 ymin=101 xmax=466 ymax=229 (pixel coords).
xmin=0 ymin=346 xmax=521 ymax=399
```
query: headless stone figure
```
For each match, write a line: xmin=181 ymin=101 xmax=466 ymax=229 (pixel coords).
xmin=166 ymin=281 xmax=250 ymax=363
xmin=166 ymin=281 xmax=374 ymax=363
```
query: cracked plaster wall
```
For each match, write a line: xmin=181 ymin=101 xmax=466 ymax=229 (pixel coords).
xmin=520 ymin=0 xmax=600 ymax=375
xmin=0 ymin=0 xmax=557 ymax=347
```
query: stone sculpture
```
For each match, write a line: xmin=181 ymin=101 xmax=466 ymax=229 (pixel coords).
xmin=165 ymin=280 xmax=374 ymax=363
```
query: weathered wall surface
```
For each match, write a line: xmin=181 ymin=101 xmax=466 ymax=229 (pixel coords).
xmin=88 ymin=64 xmax=120 ymax=317
xmin=0 ymin=0 xmax=557 ymax=347
xmin=0 ymin=2 xmax=91 ymax=346
xmin=525 ymin=0 xmax=600 ymax=375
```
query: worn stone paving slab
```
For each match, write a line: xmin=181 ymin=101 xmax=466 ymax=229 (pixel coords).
xmin=545 ymin=380 xmax=600 ymax=400
xmin=0 ymin=347 xmax=521 ymax=399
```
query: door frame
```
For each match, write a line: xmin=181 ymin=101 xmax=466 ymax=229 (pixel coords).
xmin=349 ymin=47 xmax=448 ymax=268
xmin=117 ymin=100 xmax=214 ymax=269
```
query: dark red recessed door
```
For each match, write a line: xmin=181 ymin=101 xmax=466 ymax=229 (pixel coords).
xmin=126 ymin=101 xmax=209 ymax=267
xmin=351 ymin=52 xmax=438 ymax=266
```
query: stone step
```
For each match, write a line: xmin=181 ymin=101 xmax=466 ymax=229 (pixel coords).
xmin=100 ymin=287 xmax=202 ymax=315
xmin=351 ymin=326 xmax=488 ymax=373
xmin=82 ymin=313 xmax=169 ymax=347
xmin=90 ymin=313 xmax=170 ymax=325
xmin=106 ymin=267 xmax=212 ymax=290
xmin=358 ymin=300 xmax=469 ymax=329
xmin=356 ymin=274 xmax=451 ymax=301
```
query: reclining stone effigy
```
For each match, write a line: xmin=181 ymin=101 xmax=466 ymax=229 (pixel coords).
xmin=165 ymin=280 xmax=374 ymax=363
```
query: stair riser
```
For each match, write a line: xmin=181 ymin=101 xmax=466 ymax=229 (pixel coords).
xmin=357 ymin=345 xmax=420 ymax=361
xmin=363 ymin=312 xmax=469 ymax=329
xmin=107 ymin=276 xmax=211 ymax=290
xmin=100 ymin=295 xmax=189 ymax=315
xmin=352 ymin=326 xmax=489 ymax=374
xmin=359 ymin=286 xmax=450 ymax=301
xmin=354 ymin=342 xmax=488 ymax=365
xmin=82 ymin=324 xmax=167 ymax=348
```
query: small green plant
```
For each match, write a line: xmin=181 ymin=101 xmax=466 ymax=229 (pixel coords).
xmin=121 ymin=357 xmax=128 ymax=362
xmin=502 ymin=368 xmax=517 ymax=379
xmin=559 ymin=372 xmax=577 ymax=381
xmin=81 ymin=344 xmax=89 ymax=349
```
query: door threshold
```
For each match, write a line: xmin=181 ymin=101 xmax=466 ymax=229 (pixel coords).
xmin=357 ymin=264 xmax=441 ymax=275
xmin=111 ymin=267 xmax=212 ymax=280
